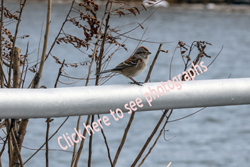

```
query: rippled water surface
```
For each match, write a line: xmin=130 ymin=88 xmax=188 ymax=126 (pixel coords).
xmin=1 ymin=1 xmax=250 ymax=167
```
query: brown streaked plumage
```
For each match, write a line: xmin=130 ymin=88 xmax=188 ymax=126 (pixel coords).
xmin=96 ymin=46 xmax=151 ymax=85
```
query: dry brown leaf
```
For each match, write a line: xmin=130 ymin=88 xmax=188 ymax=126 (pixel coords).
xmin=134 ymin=7 xmax=140 ymax=15
xmin=128 ymin=8 xmax=136 ymax=16
xmin=141 ymin=4 xmax=147 ymax=11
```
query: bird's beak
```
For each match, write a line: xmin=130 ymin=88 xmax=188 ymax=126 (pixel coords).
xmin=148 ymin=52 xmax=151 ymax=55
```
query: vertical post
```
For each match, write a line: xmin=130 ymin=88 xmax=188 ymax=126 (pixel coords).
xmin=13 ymin=47 xmax=21 ymax=88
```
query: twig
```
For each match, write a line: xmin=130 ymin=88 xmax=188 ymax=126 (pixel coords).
xmin=21 ymin=61 xmax=28 ymax=88
xmin=21 ymin=145 xmax=72 ymax=153
xmin=37 ymin=18 xmax=45 ymax=71
xmin=0 ymin=61 xmax=6 ymax=88
xmin=73 ymin=115 xmax=91 ymax=167
xmin=131 ymin=110 xmax=169 ymax=167
xmin=20 ymin=42 xmax=29 ymax=88
xmin=169 ymin=44 xmax=178 ymax=79
xmin=88 ymin=115 xmax=94 ymax=167
xmin=5 ymin=119 xmax=13 ymax=161
xmin=8 ymin=0 xmax=27 ymax=88
xmin=24 ymin=117 xmax=69 ymax=164
xmin=207 ymin=46 xmax=223 ymax=68
xmin=144 ymin=43 xmax=163 ymax=82
xmin=0 ymin=121 xmax=8 ymax=156
xmin=167 ymin=107 xmax=206 ymax=123
xmin=112 ymin=111 xmax=135 ymax=166
xmin=91 ymin=3 xmax=114 ymax=164
xmin=71 ymin=116 xmax=82 ymax=167
xmin=0 ymin=0 xmax=4 ymax=88
xmin=133 ymin=27 xmax=148 ymax=56
xmin=113 ymin=32 xmax=172 ymax=44
xmin=114 ymin=6 xmax=159 ymax=37
xmin=99 ymin=38 xmax=128 ymax=85
xmin=77 ymin=3 xmax=115 ymax=165
xmin=97 ymin=114 xmax=113 ymax=166
xmin=113 ymin=44 xmax=162 ymax=166
xmin=32 ymin=0 xmax=51 ymax=88
xmin=54 ymin=59 xmax=65 ymax=88
xmin=22 ymin=1 xmax=51 ymax=166
xmin=45 ymin=118 xmax=50 ymax=167
xmin=45 ymin=0 xmax=75 ymax=62
xmin=70 ymin=1 xmax=113 ymax=160
xmin=138 ymin=110 xmax=173 ymax=167
xmin=49 ymin=59 xmax=65 ymax=166
xmin=95 ymin=0 xmax=114 ymax=85
xmin=85 ymin=0 xmax=110 ymax=86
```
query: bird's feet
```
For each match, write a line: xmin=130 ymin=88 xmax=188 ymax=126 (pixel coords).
xmin=129 ymin=81 xmax=144 ymax=86
xmin=128 ymin=77 xmax=144 ymax=86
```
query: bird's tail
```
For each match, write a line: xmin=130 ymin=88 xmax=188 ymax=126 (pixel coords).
xmin=96 ymin=69 xmax=114 ymax=75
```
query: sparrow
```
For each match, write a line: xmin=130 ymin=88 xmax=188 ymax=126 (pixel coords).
xmin=96 ymin=46 xmax=151 ymax=85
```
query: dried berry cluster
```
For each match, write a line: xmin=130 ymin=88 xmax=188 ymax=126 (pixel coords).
xmin=1 ymin=7 xmax=28 ymax=64
xmin=114 ymin=6 xmax=142 ymax=17
xmin=49 ymin=0 xmax=127 ymax=69
xmin=3 ymin=7 xmax=19 ymax=20
xmin=178 ymin=40 xmax=212 ymax=65
xmin=57 ymin=34 xmax=91 ymax=49
xmin=56 ymin=0 xmax=100 ymax=47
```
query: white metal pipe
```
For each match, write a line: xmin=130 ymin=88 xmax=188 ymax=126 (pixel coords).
xmin=0 ymin=78 xmax=249 ymax=119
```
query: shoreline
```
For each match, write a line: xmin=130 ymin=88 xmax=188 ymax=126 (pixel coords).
xmin=5 ymin=0 xmax=250 ymax=13
xmin=170 ymin=3 xmax=250 ymax=13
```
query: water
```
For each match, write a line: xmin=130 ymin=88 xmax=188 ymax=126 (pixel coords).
xmin=1 ymin=1 xmax=250 ymax=167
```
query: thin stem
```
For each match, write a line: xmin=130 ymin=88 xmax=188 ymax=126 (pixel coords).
xmin=85 ymin=0 xmax=109 ymax=86
xmin=95 ymin=0 xmax=113 ymax=85
xmin=112 ymin=112 xmax=135 ymax=166
xmin=113 ymin=44 xmax=162 ymax=166
xmin=24 ymin=117 xmax=69 ymax=164
xmin=50 ymin=3 xmax=75 ymax=59
xmin=0 ymin=131 xmax=8 ymax=157
xmin=97 ymin=114 xmax=113 ymax=166
xmin=0 ymin=0 xmax=4 ymax=88
xmin=88 ymin=115 xmax=94 ymax=167
xmin=32 ymin=0 xmax=51 ymax=88
xmin=45 ymin=119 xmax=50 ymax=167
xmin=20 ymin=42 xmax=29 ymax=87
xmin=54 ymin=59 xmax=65 ymax=88
xmin=8 ymin=0 xmax=27 ymax=88
xmin=46 ymin=59 xmax=65 ymax=166
xmin=73 ymin=115 xmax=91 ymax=167
xmin=71 ymin=116 xmax=81 ymax=167
xmin=5 ymin=119 xmax=12 ymax=165
xmin=144 ymin=43 xmax=163 ymax=82
xmin=138 ymin=110 xmax=173 ymax=167
xmin=131 ymin=110 xmax=169 ymax=167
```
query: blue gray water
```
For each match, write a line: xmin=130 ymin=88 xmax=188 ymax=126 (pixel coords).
xmin=1 ymin=1 xmax=250 ymax=167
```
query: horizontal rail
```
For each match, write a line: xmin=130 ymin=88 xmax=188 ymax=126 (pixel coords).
xmin=0 ymin=78 xmax=250 ymax=119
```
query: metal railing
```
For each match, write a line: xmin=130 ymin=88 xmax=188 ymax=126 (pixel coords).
xmin=0 ymin=78 xmax=249 ymax=119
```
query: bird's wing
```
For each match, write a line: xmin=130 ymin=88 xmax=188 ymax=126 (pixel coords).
xmin=112 ymin=56 xmax=139 ymax=71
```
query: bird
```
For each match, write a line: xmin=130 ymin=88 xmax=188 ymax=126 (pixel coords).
xmin=96 ymin=46 xmax=151 ymax=86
